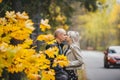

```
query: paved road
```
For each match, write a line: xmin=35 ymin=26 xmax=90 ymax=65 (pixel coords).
xmin=81 ymin=51 xmax=120 ymax=80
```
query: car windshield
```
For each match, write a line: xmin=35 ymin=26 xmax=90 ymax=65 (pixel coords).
xmin=109 ymin=47 xmax=120 ymax=54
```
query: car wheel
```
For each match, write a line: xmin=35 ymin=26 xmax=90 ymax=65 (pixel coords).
xmin=104 ymin=60 xmax=110 ymax=68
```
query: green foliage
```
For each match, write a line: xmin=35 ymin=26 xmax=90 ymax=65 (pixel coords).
xmin=0 ymin=0 xmax=80 ymax=28
xmin=0 ymin=0 xmax=12 ymax=17
xmin=0 ymin=0 xmax=105 ymax=28
xmin=81 ymin=0 xmax=98 ymax=11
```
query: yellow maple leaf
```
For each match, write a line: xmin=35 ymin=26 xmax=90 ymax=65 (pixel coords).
xmin=5 ymin=11 xmax=17 ymax=22
xmin=16 ymin=12 xmax=29 ymax=20
xmin=40 ymin=19 xmax=51 ymax=32
xmin=41 ymin=69 xmax=55 ymax=80
xmin=53 ymin=55 xmax=69 ymax=67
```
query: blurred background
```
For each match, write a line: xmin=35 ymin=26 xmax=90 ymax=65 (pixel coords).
xmin=0 ymin=0 xmax=120 ymax=51
xmin=1 ymin=1 xmax=120 ymax=80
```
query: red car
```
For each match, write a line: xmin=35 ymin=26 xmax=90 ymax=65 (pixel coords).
xmin=104 ymin=46 xmax=120 ymax=68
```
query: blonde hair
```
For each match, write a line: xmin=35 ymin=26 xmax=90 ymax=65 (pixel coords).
xmin=67 ymin=31 xmax=80 ymax=47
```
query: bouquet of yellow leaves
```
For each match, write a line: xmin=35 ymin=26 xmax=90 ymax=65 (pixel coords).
xmin=0 ymin=11 xmax=69 ymax=80
xmin=52 ymin=54 xmax=69 ymax=68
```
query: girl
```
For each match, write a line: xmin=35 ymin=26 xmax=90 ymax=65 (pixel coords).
xmin=65 ymin=31 xmax=83 ymax=80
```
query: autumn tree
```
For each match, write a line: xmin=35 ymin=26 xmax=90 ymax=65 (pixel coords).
xmin=77 ymin=0 xmax=119 ymax=50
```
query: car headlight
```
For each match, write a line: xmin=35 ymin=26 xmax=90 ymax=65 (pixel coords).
xmin=107 ymin=56 xmax=111 ymax=60
xmin=107 ymin=56 xmax=116 ymax=61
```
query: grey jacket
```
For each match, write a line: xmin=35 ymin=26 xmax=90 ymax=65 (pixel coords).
xmin=65 ymin=43 xmax=83 ymax=70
